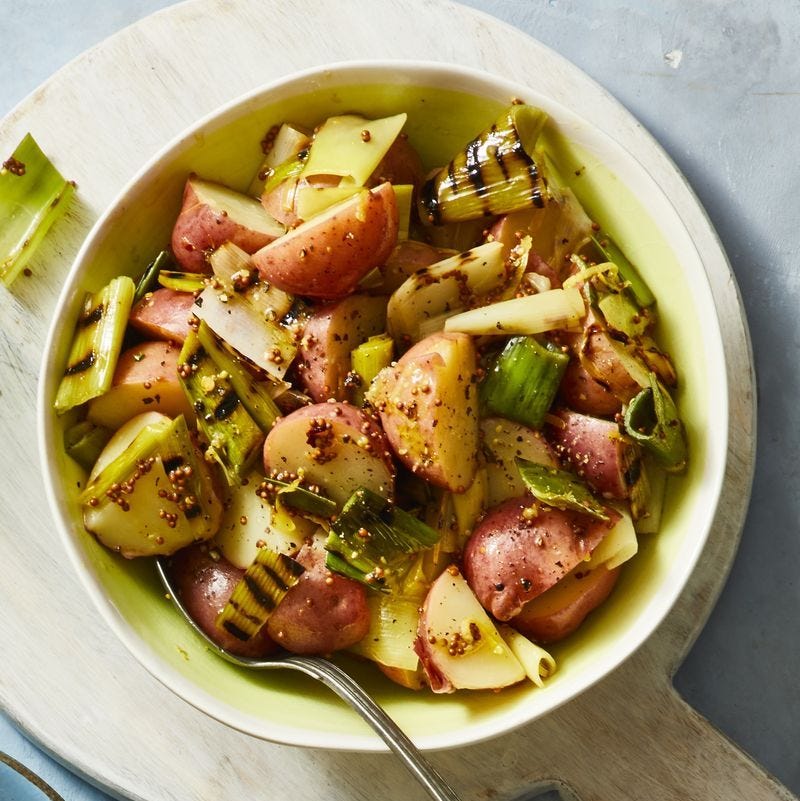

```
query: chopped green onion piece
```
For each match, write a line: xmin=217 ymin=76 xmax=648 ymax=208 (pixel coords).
xmin=351 ymin=333 xmax=394 ymax=405
xmin=64 ymin=420 xmax=112 ymax=471
xmin=195 ymin=321 xmax=281 ymax=433
xmin=516 ymin=457 xmax=610 ymax=521
xmin=480 ymin=336 xmax=569 ymax=429
xmin=325 ymin=487 xmax=441 ymax=592
xmin=134 ymin=250 xmax=174 ymax=303
xmin=157 ymin=270 xmax=206 ymax=293
xmin=0 ymin=133 xmax=75 ymax=286
xmin=418 ymin=104 xmax=550 ymax=224
xmin=623 ymin=372 xmax=687 ymax=472
xmin=177 ymin=330 xmax=264 ymax=484
xmin=591 ymin=233 xmax=655 ymax=308
xmin=216 ymin=549 xmax=305 ymax=641
xmin=261 ymin=477 xmax=337 ymax=519
xmin=54 ymin=276 xmax=136 ymax=413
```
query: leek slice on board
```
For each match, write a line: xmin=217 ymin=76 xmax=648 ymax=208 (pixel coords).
xmin=216 ymin=549 xmax=305 ymax=641
xmin=54 ymin=276 xmax=136 ymax=413
xmin=0 ymin=133 xmax=75 ymax=285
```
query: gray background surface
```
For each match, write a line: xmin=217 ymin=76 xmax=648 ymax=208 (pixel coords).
xmin=1 ymin=1 xmax=798 ymax=799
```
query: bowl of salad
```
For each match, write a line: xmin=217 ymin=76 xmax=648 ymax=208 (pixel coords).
xmin=39 ymin=61 xmax=727 ymax=750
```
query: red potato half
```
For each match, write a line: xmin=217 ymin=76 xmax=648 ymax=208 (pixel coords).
xmin=129 ymin=288 xmax=196 ymax=344
xmin=251 ymin=182 xmax=399 ymax=299
xmin=87 ymin=340 xmax=193 ymax=430
xmin=171 ymin=176 xmax=285 ymax=272
xmin=262 ymin=402 xmax=394 ymax=506
xmin=414 ymin=568 xmax=525 ymax=693
xmin=547 ymin=408 xmax=642 ymax=500
xmin=166 ymin=544 xmax=277 ymax=658
xmin=558 ymin=357 xmax=622 ymax=417
xmin=511 ymin=564 xmax=621 ymax=643
xmin=463 ymin=496 xmax=618 ymax=621
xmin=266 ymin=544 xmax=370 ymax=655
xmin=370 ymin=332 xmax=478 ymax=493
xmin=298 ymin=293 xmax=387 ymax=402
xmin=83 ymin=413 xmax=223 ymax=558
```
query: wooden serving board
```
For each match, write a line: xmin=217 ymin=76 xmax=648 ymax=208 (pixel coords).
xmin=0 ymin=1 xmax=788 ymax=799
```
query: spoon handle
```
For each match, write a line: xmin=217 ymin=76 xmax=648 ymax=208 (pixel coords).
xmin=284 ymin=655 xmax=461 ymax=801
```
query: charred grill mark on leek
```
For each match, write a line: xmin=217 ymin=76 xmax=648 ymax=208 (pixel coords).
xmin=195 ymin=321 xmax=282 ymax=433
xmin=324 ymin=487 xmax=441 ymax=592
xmin=623 ymin=372 xmax=687 ymax=472
xmin=216 ymin=550 xmax=304 ymax=641
xmin=157 ymin=270 xmax=207 ymax=293
xmin=177 ymin=330 xmax=264 ymax=484
xmin=64 ymin=351 xmax=96 ymax=376
xmin=54 ymin=275 xmax=135 ymax=413
xmin=418 ymin=104 xmax=550 ymax=225
xmin=213 ymin=390 xmax=240 ymax=421
xmin=79 ymin=304 xmax=104 ymax=327
xmin=516 ymin=457 xmax=610 ymax=521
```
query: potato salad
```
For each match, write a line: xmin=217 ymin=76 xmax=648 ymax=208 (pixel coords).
xmin=55 ymin=103 xmax=687 ymax=693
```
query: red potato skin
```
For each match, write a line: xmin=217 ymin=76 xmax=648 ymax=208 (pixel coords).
xmin=166 ymin=544 xmax=278 ymax=658
xmin=463 ymin=496 xmax=618 ymax=621
xmin=252 ymin=182 xmax=399 ymax=299
xmin=171 ymin=177 xmax=282 ymax=272
xmin=379 ymin=240 xmax=452 ymax=293
xmin=266 ymin=545 xmax=370 ymax=654
xmin=511 ymin=565 xmax=621 ymax=643
xmin=129 ymin=288 xmax=195 ymax=344
xmin=558 ymin=358 xmax=622 ymax=417
xmin=489 ymin=212 xmax=561 ymax=288
xmin=579 ymin=311 xmax=641 ymax=403
xmin=297 ymin=294 xmax=388 ymax=402
xmin=547 ymin=408 xmax=641 ymax=500
xmin=367 ymin=135 xmax=425 ymax=189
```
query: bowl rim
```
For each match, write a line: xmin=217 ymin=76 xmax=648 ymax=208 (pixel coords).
xmin=37 ymin=58 xmax=729 ymax=752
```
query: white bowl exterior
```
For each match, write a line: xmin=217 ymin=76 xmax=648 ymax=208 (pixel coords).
xmin=38 ymin=60 xmax=728 ymax=751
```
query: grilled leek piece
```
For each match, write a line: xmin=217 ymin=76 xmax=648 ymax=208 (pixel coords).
xmin=418 ymin=104 xmax=550 ymax=224
xmin=177 ymin=330 xmax=264 ymax=484
xmin=54 ymin=275 xmax=135 ymax=412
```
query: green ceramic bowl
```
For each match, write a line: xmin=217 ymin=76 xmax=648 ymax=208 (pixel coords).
xmin=39 ymin=62 xmax=728 ymax=751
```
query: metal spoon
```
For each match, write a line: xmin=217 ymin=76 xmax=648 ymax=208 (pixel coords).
xmin=154 ymin=558 xmax=461 ymax=801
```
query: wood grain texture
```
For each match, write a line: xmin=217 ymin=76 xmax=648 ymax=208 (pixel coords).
xmin=0 ymin=0 xmax=786 ymax=799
